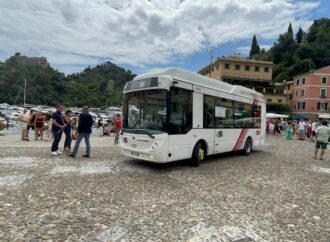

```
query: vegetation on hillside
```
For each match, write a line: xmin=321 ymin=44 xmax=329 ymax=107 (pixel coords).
xmin=250 ymin=18 xmax=330 ymax=82
xmin=0 ymin=53 xmax=135 ymax=107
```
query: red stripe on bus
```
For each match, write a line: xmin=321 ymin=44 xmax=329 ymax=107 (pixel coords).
xmin=235 ymin=128 xmax=249 ymax=151
xmin=232 ymin=128 xmax=246 ymax=151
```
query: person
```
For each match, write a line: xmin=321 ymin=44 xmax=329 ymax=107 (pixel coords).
xmin=71 ymin=116 xmax=78 ymax=140
xmin=298 ymin=119 xmax=306 ymax=140
xmin=269 ymin=121 xmax=275 ymax=136
xmin=51 ymin=104 xmax=66 ymax=156
xmin=69 ymin=106 xmax=93 ymax=158
xmin=285 ymin=122 xmax=293 ymax=140
xmin=311 ymin=120 xmax=318 ymax=143
xmin=63 ymin=110 xmax=73 ymax=153
xmin=34 ymin=112 xmax=45 ymax=140
xmin=27 ymin=110 xmax=36 ymax=140
xmin=18 ymin=109 xmax=29 ymax=141
xmin=98 ymin=117 xmax=103 ymax=136
xmin=45 ymin=110 xmax=53 ymax=141
xmin=307 ymin=121 xmax=312 ymax=139
xmin=102 ymin=123 xmax=111 ymax=136
xmin=114 ymin=113 xmax=122 ymax=144
xmin=314 ymin=120 xmax=330 ymax=160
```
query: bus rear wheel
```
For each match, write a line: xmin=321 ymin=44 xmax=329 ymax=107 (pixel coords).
xmin=242 ymin=138 xmax=252 ymax=156
xmin=191 ymin=142 xmax=205 ymax=167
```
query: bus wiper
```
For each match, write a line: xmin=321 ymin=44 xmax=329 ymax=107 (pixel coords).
xmin=142 ymin=130 xmax=155 ymax=139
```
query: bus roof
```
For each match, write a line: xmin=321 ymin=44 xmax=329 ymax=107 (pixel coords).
xmin=133 ymin=68 xmax=264 ymax=100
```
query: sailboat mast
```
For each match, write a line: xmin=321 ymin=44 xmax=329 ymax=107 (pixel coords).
xmin=24 ymin=78 xmax=26 ymax=106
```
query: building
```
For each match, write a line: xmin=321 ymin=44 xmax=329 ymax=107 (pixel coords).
xmin=198 ymin=55 xmax=286 ymax=103
xmin=292 ymin=66 xmax=330 ymax=118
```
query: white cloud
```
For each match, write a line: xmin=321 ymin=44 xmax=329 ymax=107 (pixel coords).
xmin=0 ymin=0 xmax=320 ymax=73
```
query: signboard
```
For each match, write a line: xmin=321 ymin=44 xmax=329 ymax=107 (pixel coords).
xmin=215 ymin=106 xmax=226 ymax=118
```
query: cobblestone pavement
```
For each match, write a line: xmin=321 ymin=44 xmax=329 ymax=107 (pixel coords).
xmin=0 ymin=135 xmax=329 ymax=241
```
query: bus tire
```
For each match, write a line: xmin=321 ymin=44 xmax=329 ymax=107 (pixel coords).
xmin=191 ymin=142 xmax=205 ymax=167
xmin=242 ymin=137 xmax=252 ymax=156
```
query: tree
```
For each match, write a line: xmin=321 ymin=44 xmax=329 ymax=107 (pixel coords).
xmin=296 ymin=26 xmax=304 ymax=45
xmin=249 ymin=34 xmax=260 ymax=57
xmin=287 ymin=23 xmax=294 ymax=42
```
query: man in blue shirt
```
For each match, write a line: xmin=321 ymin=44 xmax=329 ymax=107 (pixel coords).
xmin=70 ymin=106 xmax=93 ymax=158
xmin=51 ymin=104 xmax=66 ymax=156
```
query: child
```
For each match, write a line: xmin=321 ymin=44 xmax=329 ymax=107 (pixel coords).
xmin=285 ymin=122 xmax=293 ymax=140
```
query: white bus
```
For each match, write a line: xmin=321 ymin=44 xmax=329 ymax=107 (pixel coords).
xmin=120 ymin=68 xmax=266 ymax=166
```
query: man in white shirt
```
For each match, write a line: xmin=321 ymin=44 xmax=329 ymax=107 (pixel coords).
xmin=18 ymin=109 xmax=29 ymax=141
xmin=298 ymin=119 xmax=306 ymax=140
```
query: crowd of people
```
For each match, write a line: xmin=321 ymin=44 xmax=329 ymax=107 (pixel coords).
xmin=18 ymin=104 xmax=122 ymax=158
xmin=267 ymin=118 xmax=330 ymax=160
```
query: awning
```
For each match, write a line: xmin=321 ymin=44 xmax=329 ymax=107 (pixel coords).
xmin=266 ymin=113 xmax=289 ymax=118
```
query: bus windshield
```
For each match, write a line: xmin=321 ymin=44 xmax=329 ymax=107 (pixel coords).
xmin=125 ymin=89 xmax=167 ymax=134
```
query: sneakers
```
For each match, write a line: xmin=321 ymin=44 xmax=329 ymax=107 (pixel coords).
xmin=68 ymin=154 xmax=76 ymax=158
xmin=56 ymin=150 xmax=63 ymax=155
xmin=51 ymin=151 xmax=58 ymax=156
xmin=82 ymin=155 xmax=90 ymax=158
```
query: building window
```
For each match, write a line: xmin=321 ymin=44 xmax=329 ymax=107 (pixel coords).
xmin=267 ymin=99 xmax=272 ymax=102
xmin=288 ymin=94 xmax=292 ymax=100
xmin=224 ymin=63 xmax=230 ymax=70
xmin=317 ymin=102 xmax=328 ymax=110
xmin=235 ymin=64 xmax=240 ymax=70
xmin=245 ymin=65 xmax=250 ymax=71
xmin=216 ymin=64 xmax=219 ymax=70
xmin=300 ymin=101 xmax=305 ymax=110
xmin=322 ymin=76 xmax=327 ymax=84
xmin=298 ymin=102 xmax=301 ymax=109
xmin=255 ymin=66 xmax=259 ymax=72
xmin=294 ymin=104 xmax=297 ymax=110
xmin=301 ymin=89 xmax=305 ymax=97
xmin=296 ymin=79 xmax=299 ymax=85
xmin=295 ymin=89 xmax=299 ymax=97
xmin=278 ymin=99 xmax=283 ymax=103
xmin=288 ymin=85 xmax=291 ymax=90
xmin=302 ymin=78 xmax=306 ymax=84
xmin=321 ymin=88 xmax=327 ymax=97
xmin=264 ymin=66 xmax=269 ymax=72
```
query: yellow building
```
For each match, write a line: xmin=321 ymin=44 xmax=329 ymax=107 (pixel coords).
xmin=198 ymin=55 xmax=286 ymax=104
xmin=198 ymin=55 xmax=273 ymax=91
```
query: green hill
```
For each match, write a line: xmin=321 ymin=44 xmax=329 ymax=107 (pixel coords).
xmin=0 ymin=53 xmax=135 ymax=107
xmin=251 ymin=18 xmax=330 ymax=82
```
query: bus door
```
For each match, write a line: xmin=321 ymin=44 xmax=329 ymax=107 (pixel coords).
xmin=213 ymin=96 xmax=236 ymax=153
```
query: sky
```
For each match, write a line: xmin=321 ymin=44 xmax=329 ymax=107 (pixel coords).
xmin=0 ymin=0 xmax=329 ymax=75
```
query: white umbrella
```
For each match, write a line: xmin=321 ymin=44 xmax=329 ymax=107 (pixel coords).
xmin=266 ymin=113 xmax=289 ymax=118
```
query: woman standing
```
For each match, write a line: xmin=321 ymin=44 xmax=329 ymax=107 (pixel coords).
xmin=63 ymin=110 xmax=73 ymax=153
xmin=34 ymin=112 xmax=45 ymax=140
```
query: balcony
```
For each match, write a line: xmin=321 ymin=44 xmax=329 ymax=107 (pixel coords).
xmin=320 ymin=94 xmax=327 ymax=98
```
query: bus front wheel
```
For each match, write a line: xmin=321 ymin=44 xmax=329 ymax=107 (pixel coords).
xmin=191 ymin=142 xmax=205 ymax=167
xmin=242 ymin=138 xmax=252 ymax=156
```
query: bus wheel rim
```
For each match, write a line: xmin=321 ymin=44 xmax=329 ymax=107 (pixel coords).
xmin=199 ymin=149 xmax=204 ymax=160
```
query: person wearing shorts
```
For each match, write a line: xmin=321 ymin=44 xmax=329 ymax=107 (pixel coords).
xmin=314 ymin=121 xmax=330 ymax=160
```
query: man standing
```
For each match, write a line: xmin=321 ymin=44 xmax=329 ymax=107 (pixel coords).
xmin=114 ymin=113 xmax=122 ymax=144
xmin=314 ymin=120 xmax=330 ymax=160
xmin=51 ymin=104 xmax=66 ymax=156
xmin=70 ymin=106 xmax=93 ymax=158
xmin=19 ymin=109 xmax=29 ymax=141
xmin=298 ymin=119 xmax=307 ymax=140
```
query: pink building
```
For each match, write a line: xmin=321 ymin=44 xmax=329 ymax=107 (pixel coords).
xmin=292 ymin=66 xmax=330 ymax=117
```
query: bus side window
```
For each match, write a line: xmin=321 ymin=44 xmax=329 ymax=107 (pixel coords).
xmin=169 ymin=88 xmax=192 ymax=135
xmin=203 ymin=95 xmax=215 ymax=128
